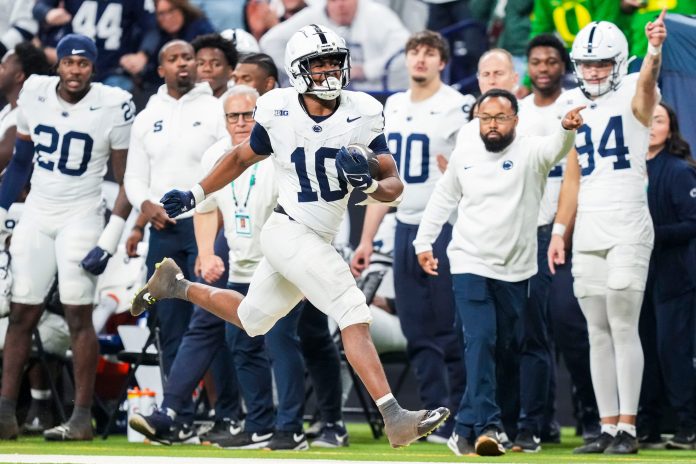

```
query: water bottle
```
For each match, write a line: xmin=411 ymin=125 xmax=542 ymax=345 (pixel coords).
xmin=127 ymin=387 xmax=145 ymax=442
xmin=140 ymin=388 xmax=157 ymax=416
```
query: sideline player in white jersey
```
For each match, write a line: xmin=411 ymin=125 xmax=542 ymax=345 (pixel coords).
xmin=134 ymin=24 xmax=450 ymax=448
xmin=350 ymin=30 xmax=472 ymax=444
xmin=547 ymin=12 xmax=668 ymax=455
xmin=0 ymin=34 xmax=134 ymax=441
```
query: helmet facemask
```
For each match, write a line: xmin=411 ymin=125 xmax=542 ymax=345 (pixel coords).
xmin=293 ymin=51 xmax=351 ymax=100
xmin=573 ymin=57 xmax=625 ymax=98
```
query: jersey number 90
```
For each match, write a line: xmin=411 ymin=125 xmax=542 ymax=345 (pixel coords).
xmin=34 ymin=125 xmax=93 ymax=177
xmin=388 ymin=133 xmax=429 ymax=184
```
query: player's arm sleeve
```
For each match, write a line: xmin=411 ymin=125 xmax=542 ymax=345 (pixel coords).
xmin=655 ymin=166 xmax=696 ymax=246
xmin=109 ymin=98 xmax=135 ymax=150
xmin=368 ymin=134 xmax=389 ymax=154
xmin=248 ymin=124 xmax=273 ymax=156
xmin=412 ymin=150 xmax=463 ymax=254
xmin=531 ymin=125 xmax=576 ymax=175
xmin=123 ymin=119 xmax=151 ymax=211
xmin=0 ymin=137 xmax=34 ymax=210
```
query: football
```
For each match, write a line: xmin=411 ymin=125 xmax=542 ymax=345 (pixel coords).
xmin=346 ymin=143 xmax=381 ymax=179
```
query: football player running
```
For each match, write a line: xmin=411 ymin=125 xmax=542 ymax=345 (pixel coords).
xmin=0 ymin=34 xmax=134 ymax=440
xmin=133 ymin=24 xmax=450 ymax=448
xmin=548 ymin=11 xmax=668 ymax=455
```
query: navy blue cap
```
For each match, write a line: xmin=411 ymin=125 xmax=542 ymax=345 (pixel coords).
xmin=56 ymin=34 xmax=98 ymax=64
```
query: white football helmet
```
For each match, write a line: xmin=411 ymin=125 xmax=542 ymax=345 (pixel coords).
xmin=570 ymin=21 xmax=629 ymax=98
xmin=221 ymin=28 xmax=261 ymax=55
xmin=284 ymin=24 xmax=350 ymax=100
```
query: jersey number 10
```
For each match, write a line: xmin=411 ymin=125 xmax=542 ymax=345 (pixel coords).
xmin=291 ymin=147 xmax=348 ymax=202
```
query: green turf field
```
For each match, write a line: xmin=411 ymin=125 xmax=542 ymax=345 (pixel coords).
xmin=0 ymin=425 xmax=694 ymax=463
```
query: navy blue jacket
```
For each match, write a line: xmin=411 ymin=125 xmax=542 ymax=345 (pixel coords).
xmin=646 ymin=150 xmax=696 ymax=302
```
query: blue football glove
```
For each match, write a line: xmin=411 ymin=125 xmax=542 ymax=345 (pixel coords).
xmin=80 ymin=246 xmax=112 ymax=275
xmin=336 ymin=146 xmax=373 ymax=190
xmin=161 ymin=189 xmax=195 ymax=218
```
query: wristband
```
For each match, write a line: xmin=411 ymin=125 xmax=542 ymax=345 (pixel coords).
xmin=647 ymin=44 xmax=662 ymax=56
xmin=132 ymin=224 xmax=145 ymax=233
xmin=362 ymin=179 xmax=378 ymax=194
xmin=552 ymin=223 xmax=566 ymax=237
xmin=191 ymin=183 xmax=206 ymax=204
xmin=97 ymin=215 xmax=126 ymax=254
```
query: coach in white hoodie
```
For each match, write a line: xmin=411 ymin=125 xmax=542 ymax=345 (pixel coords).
xmin=124 ymin=40 xmax=225 ymax=377
xmin=413 ymin=89 xmax=583 ymax=456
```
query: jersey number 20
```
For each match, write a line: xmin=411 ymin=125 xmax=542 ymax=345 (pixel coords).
xmin=576 ymin=115 xmax=631 ymax=176
xmin=34 ymin=125 xmax=93 ymax=177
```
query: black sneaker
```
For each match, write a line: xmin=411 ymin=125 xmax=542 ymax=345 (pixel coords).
xmin=541 ymin=421 xmax=562 ymax=443
xmin=475 ymin=428 xmax=505 ymax=456
xmin=264 ymin=430 xmax=310 ymax=450
xmin=129 ymin=409 xmax=198 ymax=445
xmin=128 ymin=409 xmax=174 ymax=444
xmin=666 ymin=429 xmax=696 ymax=450
xmin=305 ymin=420 xmax=323 ymax=439
xmin=512 ymin=429 xmax=541 ymax=453
xmin=215 ymin=430 xmax=273 ymax=449
xmin=638 ymin=431 xmax=666 ymax=449
xmin=199 ymin=419 xmax=242 ymax=445
xmin=43 ymin=421 xmax=93 ymax=441
xmin=447 ymin=432 xmax=476 ymax=456
xmin=311 ymin=423 xmax=348 ymax=448
xmin=573 ymin=432 xmax=615 ymax=454
xmin=604 ymin=431 xmax=638 ymax=454
xmin=22 ymin=399 xmax=53 ymax=434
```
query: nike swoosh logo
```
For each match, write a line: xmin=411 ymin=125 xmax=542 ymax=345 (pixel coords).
xmin=293 ymin=433 xmax=305 ymax=442
xmin=463 ymin=166 xmax=473 ymax=170
xmin=90 ymin=106 xmax=100 ymax=111
xmin=346 ymin=174 xmax=369 ymax=183
xmin=71 ymin=49 xmax=85 ymax=54
xmin=229 ymin=425 xmax=242 ymax=435
xmin=428 ymin=410 xmax=443 ymax=423
xmin=100 ymin=251 xmax=109 ymax=261
xmin=533 ymin=436 xmax=541 ymax=444
xmin=251 ymin=432 xmax=273 ymax=442
xmin=346 ymin=116 xmax=362 ymax=123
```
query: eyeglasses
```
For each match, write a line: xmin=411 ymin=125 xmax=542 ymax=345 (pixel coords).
xmin=479 ymin=113 xmax=516 ymax=124
xmin=476 ymin=70 xmax=510 ymax=80
xmin=225 ymin=111 xmax=255 ymax=123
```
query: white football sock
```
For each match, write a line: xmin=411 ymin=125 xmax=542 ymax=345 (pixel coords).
xmin=606 ymin=289 xmax=644 ymax=416
xmin=578 ymin=295 xmax=620 ymax=417
xmin=601 ymin=423 xmax=618 ymax=437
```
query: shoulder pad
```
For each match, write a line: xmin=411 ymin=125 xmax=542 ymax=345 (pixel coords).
xmin=254 ymin=88 xmax=294 ymax=126
xmin=343 ymin=91 xmax=383 ymax=117
xmin=97 ymin=83 xmax=134 ymax=108
xmin=18 ymin=75 xmax=55 ymax=104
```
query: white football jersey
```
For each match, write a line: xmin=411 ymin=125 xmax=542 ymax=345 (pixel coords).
xmin=384 ymin=85 xmax=474 ymax=224
xmin=518 ymin=93 xmax=566 ymax=226
xmin=559 ymin=73 xmax=656 ymax=250
xmin=16 ymin=75 xmax=133 ymax=212
xmin=0 ymin=104 xmax=16 ymax=141
xmin=253 ymin=87 xmax=385 ymax=238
